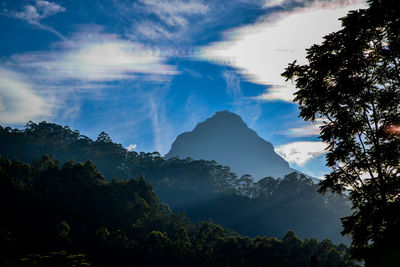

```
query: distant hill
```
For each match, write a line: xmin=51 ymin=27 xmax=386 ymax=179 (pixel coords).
xmin=165 ymin=111 xmax=297 ymax=181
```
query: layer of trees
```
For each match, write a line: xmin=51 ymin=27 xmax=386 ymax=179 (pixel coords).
xmin=0 ymin=155 xmax=356 ymax=266
xmin=0 ymin=121 xmax=350 ymax=243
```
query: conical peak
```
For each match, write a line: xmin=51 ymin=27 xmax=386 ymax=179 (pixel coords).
xmin=211 ymin=111 xmax=243 ymax=121
xmin=214 ymin=110 xmax=239 ymax=117
xmin=165 ymin=110 xmax=296 ymax=180
xmin=195 ymin=111 xmax=248 ymax=132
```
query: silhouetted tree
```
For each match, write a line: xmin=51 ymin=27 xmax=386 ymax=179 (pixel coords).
xmin=282 ymin=0 xmax=400 ymax=261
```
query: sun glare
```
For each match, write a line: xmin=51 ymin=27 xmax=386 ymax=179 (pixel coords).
xmin=385 ymin=125 xmax=400 ymax=135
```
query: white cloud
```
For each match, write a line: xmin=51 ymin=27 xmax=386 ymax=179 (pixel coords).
xmin=12 ymin=4 xmax=41 ymax=22
xmin=221 ymin=70 xmax=262 ymax=129
xmin=138 ymin=0 xmax=209 ymax=27
xmin=11 ymin=29 xmax=178 ymax=82
xmin=149 ymin=97 xmax=174 ymax=154
xmin=0 ymin=67 xmax=51 ymax=124
xmin=2 ymin=28 xmax=179 ymax=124
xmin=35 ymin=0 xmax=65 ymax=17
xmin=264 ymin=0 xmax=286 ymax=8
xmin=285 ymin=119 xmax=325 ymax=137
xmin=61 ymin=42 xmax=176 ymax=81
xmin=286 ymin=124 xmax=321 ymax=137
xmin=133 ymin=21 xmax=174 ymax=40
xmin=126 ymin=144 xmax=137 ymax=151
xmin=10 ymin=0 xmax=65 ymax=22
xmin=199 ymin=0 xmax=367 ymax=102
xmin=4 ymin=0 xmax=66 ymax=39
xmin=123 ymin=0 xmax=209 ymax=42
xmin=222 ymin=70 xmax=241 ymax=98
xmin=251 ymin=85 xmax=297 ymax=102
xmin=263 ymin=0 xmax=352 ymax=8
xmin=275 ymin=141 xmax=327 ymax=165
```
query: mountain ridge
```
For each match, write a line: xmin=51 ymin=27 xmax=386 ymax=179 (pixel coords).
xmin=165 ymin=110 xmax=298 ymax=181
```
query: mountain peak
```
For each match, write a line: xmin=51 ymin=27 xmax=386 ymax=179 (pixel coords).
xmin=165 ymin=111 xmax=296 ymax=180
xmin=213 ymin=110 xmax=241 ymax=118
xmin=193 ymin=110 xmax=248 ymax=133
xmin=210 ymin=111 xmax=245 ymax=123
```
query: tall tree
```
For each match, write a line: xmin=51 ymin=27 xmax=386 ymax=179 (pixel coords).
xmin=282 ymin=0 xmax=400 ymax=261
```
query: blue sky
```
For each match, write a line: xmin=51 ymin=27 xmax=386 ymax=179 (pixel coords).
xmin=0 ymin=0 xmax=367 ymax=178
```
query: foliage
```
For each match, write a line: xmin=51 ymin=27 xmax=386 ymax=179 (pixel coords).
xmin=282 ymin=0 xmax=400 ymax=261
xmin=0 ymin=121 xmax=351 ymax=243
xmin=0 ymin=155 xmax=357 ymax=266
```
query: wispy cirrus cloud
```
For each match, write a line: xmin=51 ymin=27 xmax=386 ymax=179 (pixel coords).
xmin=7 ymin=0 xmax=65 ymax=23
xmin=119 ymin=0 xmax=280 ymax=46
xmin=2 ymin=0 xmax=66 ymax=39
xmin=263 ymin=0 xmax=353 ymax=8
xmin=0 ymin=67 xmax=51 ymax=124
xmin=133 ymin=21 xmax=175 ymax=41
xmin=275 ymin=141 xmax=327 ymax=165
xmin=117 ymin=0 xmax=209 ymax=42
xmin=148 ymin=96 xmax=176 ymax=155
xmin=284 ymin=119 xmax=325 ymax=137
xmin=223 ymin=70 xmax=242 ymax=99
xmin=2 ymin=26 xmax=179 ymax=124
xmin=138 ymin=0 xmax=209 ymax=27
xmin=286 ymin=124 xmax=321 ymax=137
xmin=222 ymin=70 xmax=262 ymax=129
xmin=264 ymin=0 xmax=286 ymax=8
xmin=199 ymin=0 xmax=367 ymax=102
xmin=9 ymin=26 xmax=178 ymax=83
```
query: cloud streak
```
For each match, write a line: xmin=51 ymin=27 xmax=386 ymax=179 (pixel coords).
xmin=148 ymin=96 xmax=176 ymax=154
xmin=222 ymin=70 xmax=262 ymax=129
xmin=7 ymin=25 xmax=179 ymax=84
xmin=284 ymin=119 xmax=325 ymax=137
xmin=2 ymin=0 xmax=66 ymax=39
xmin=132 ymin=21 xmax=175 ymax=40
xmin=11 ymin=30 xmax=178 ymax=82
xmin=119 ymin=0 xmax=209 ymax=42
xmin=264 ymin=0 xmax=286 ymax=8
xmin=0 ymin=67 xmax=51 ymax=124
xmin=223 ymin=70 xmax=242 ymax=99
xmin=138 ymin=0 xmax=209 ymax=27
xmin=199 ymin=0 xmax=367 ymax=102
xmin=2 ymin=27 xmax=179 ymax=124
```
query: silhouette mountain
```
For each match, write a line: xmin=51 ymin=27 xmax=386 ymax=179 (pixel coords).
xmin=165 ymin=111 xmax=297 ymax=181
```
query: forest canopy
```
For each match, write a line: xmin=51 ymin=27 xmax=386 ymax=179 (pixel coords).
xmin=0 ymin=121 xmax=351 ymax=244
xmin=0 ymin=155 xmax=356 ymax=266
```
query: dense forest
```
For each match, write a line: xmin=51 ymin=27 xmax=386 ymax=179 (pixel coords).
xmin=0 ymin=154 xmax=356 ymax=266
xmin=0 ymin=122 xmax=351 ymax=244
